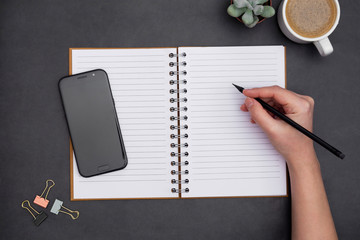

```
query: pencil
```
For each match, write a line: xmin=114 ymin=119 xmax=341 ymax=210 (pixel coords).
xmin=232 ymin=84 xmax=345 ymax=159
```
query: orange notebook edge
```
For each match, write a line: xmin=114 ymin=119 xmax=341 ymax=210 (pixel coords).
xmin=284 ymin=46 xmax=289 ymax=198
xmin=69 ymin=48 xmax=74 ymax=201
xmin=68 ymin=46 xmax=288 ymax=201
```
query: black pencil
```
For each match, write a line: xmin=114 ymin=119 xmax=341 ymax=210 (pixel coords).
xmin=232 ymin=84 xmax=345 ymax=159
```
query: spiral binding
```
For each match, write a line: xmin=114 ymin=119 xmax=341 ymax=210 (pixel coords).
xmin=169 ymin=52 xmax=186 ymax=58
xmin=170 ymin=106 xmax=187 ymax=112
xmin=169 ymin=51 xmax=189 ymax=195
xmin=169 ymin=70 xmax=187 ymax=76
xmin=171 ymin=152 xmax=189 ymax=157
xmin=171 ymin=188 xmax=189 ymax=193
xmin=171 ymin=160 xmax=189 ymax=166
xmin=170 ymin=133 xmax=188 ymax=139
xmin=171 ymin=170 xmax=189 ymax=175
xmin=170 ymin=143 xmax=188 ymax=148
xmin=170 ymin=89 xmax=187 ymax=94
xmin=170 ymin=116 xmax=188 ymax=121
xmin=169 ymin=79 xmax=187 ymax=85
xmin=171 ymin=179 xmax=189 ymax=184
xmin=169 ymin=61 xmax=187 ymax=67
xmin=170 ymin=125 xmax=188 ymax=130
xmin=170 ymin=97 xmax=187 ymax=103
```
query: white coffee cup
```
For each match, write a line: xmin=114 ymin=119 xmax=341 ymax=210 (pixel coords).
xmin=278 ymin=0 xmax=340 ymax=57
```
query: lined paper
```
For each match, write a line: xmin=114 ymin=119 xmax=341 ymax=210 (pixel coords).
xmin=70 ymin=46 xmax=287 ymax=200
xmin=178 ymin=46 xmax=287 ymax=197
xmin=71 ymin=48 xmax=175 ymax=199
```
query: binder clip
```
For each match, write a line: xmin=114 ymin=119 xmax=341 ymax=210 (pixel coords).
xmin=50 ymin=199 xmax=79 ymax=220
xmin=33 ymin=179 xmax=55 ymax=208
xmin=21 ymin=200 xmax=48 ymax=226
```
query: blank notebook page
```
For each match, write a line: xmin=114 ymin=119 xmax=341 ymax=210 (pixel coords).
xmin=71 ymin=48 xmax=175 ymax=199
xmin=179 ymin=46 xmax=287 ymax=197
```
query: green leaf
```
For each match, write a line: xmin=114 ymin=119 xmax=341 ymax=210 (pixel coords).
xmin=261 ymin=6 xmax=275 ymax=18
xmin=242 ymin=9 xmax=254 ymax=25
xmin=227 ymin=5 xmax=247 ymax=18
xmin=248 ymin=0 xmax=257 ymax=8
xmin=253 ymin=5 xmax=264 ymax=15
xmin=255 ymin=0 xmax=268 ymax=4
xmin=245 ymin=16 xmax=259 ymax=28
xmin=233 ymin=0 xmax=250 ymax=8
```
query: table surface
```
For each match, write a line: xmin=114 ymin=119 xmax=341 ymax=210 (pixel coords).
xmin=0 ymin=0 xmax=359 ymax=239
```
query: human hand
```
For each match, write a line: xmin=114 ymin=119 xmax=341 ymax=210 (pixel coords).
xmin=240 ymin=86 xmax=317 ymax=169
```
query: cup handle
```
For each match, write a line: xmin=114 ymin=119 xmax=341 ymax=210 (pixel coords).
xmin=314 ymin=37 xmax=333 ymax=57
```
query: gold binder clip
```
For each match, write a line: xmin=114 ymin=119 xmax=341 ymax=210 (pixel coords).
xmin=33 ymin=179 xmax=55 ymax=208
xmin=50 ymin=199 xmax=79 ymax=220
xmin=21 ymin=200 xmax=48 ymax=226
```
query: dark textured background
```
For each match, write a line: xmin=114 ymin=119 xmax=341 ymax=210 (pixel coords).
xmin=0 ymin=0 xmax=359 ymax=239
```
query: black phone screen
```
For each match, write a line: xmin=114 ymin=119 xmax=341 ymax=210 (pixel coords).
xmin=59 ymin=69 xmax=127 ymax=177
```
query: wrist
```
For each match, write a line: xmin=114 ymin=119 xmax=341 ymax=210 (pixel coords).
xmin=285 ymin=148 xmax=319 ymax=174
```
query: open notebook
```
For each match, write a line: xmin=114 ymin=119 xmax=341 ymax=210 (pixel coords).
xmin=69 ymin=46 xmax=287 ymax=200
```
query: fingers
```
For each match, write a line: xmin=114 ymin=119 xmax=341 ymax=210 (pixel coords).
xmin=241 ymin=99 xmax=284 ymax=117
xmin=244 ymin=98 xmax=277 ymax=133
xmin=243 ymin=86 xmax=303 ymax=114
xmin=241 ymin=104 xmax=255 ymax=123
xmin=240 ymin=104 xmax=248 ymax=112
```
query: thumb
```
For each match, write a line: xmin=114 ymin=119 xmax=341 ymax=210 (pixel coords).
xmin=245 ymin=98 xmax=277 ymax=133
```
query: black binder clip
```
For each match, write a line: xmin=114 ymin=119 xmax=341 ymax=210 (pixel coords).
xmin=21 ymin=200 xmax=48 ymax=226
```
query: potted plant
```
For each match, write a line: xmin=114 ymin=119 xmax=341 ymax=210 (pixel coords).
xmin=227 ymin=0 xmax=275 ymax=28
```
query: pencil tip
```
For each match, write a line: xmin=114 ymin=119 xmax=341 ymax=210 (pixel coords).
xmin=232 ymin=84 xmax=244 ymax=93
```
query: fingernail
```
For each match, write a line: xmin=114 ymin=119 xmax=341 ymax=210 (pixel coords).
xmin=245 ymin=98 xmax=254 ymax=108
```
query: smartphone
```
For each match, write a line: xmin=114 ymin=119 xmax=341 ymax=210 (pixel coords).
xmin=59 ymin=69 xmax=127 ymax=177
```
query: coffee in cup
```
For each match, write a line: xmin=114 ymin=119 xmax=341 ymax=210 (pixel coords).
xmin=278 ymin=0 xmax=340 ymax=56
xmin=286 ymin=0 xmax=337 ymax=38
